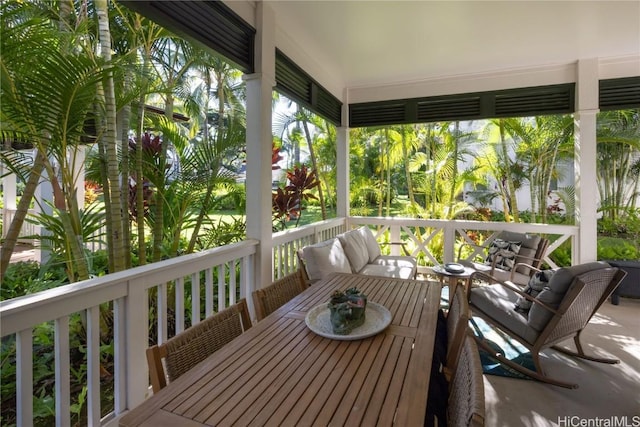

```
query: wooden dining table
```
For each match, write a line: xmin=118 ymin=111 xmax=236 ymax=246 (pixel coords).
xmin=119 ymin=272 xmax=442 ymax=427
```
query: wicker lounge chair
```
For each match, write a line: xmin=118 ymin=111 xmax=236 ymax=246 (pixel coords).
xmin=468 ymin=262 xmax=626 ymax=388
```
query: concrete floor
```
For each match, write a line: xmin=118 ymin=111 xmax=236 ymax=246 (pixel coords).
xmin=482 ymin=296 xmax=640 ymax=426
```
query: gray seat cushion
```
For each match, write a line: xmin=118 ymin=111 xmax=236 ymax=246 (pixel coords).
xmin=498 ymin=231 xmax=541 ymax=252
xmin=470 ymin=285 xmax=540 ymax=345
xmin=370 ymin=255 xmax=417 ymax=269
xmin=460 ymin=261 xmax=530 ymax=286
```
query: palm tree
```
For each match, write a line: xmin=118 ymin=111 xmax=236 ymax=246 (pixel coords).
xmin=505 ymin=115 xmax=574 ymax=223
xmin=96 ymin=0 xmax=127 ymax=273
xmin=1 ymin=1 xmax=112 ymax=281
xmin=597 ymin=109 xmax=640 ymax=220
xmin=474 ymin=119 xmax=525 ymax=222
xmin=147 ymin=36 xmax=196 ymax=261
xmin=408 ymin=122 xmax=476 ymax=220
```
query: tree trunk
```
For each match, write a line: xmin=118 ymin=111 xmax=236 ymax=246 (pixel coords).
xmin=403 ymin=126 xmax=416 ymax=205
xmin=448 ymin=122 xmax=460 ymax=219
xmin=498 ymin=120 xmax=519 ymax=222
xmin=119 ymin=72 xmax=133 ymax=269
xmin=384 ymin=129 xmax=391 ymax=217
xmin=0 ymin=151 xmax=45 ymax=279
xmin=96 ymin=0 xmax=126 ymax=272
xmin=302 ymin=116 xmax=326 ymax=220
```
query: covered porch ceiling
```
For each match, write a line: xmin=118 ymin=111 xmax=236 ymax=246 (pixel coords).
xmin=267 ymin=1 xmax=640 ymax=87
xmin=244 ymin=0 xmax=640 ymax=103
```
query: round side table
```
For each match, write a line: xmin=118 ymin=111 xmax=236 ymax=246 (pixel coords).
xmin=431 ymin=264 xmax=475 ymax=301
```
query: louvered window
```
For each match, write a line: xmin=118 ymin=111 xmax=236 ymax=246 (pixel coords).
xmin=599 ymin=77 xmax=640 ymax=110
xmin=349 ymin=84 xmax=575 ymax=127
xmin=275 ymin=50 xmax=342 ymax=126
xmin=120 ymin=0 xmax=255 ymax=72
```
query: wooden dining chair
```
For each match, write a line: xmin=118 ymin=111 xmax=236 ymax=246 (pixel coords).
xmin=447 ymin=332 xmax=486 ymax=427
xmin=252 ymin=269 xmax=308 ymax=321
xmin=146 ymin=298 xmax=252 ymax=393
xmin=444 ymin=285 xmax=471 ymax=382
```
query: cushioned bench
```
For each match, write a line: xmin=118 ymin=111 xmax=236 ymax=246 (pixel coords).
xmin=298 ymin=226 xmax=417 ymax=284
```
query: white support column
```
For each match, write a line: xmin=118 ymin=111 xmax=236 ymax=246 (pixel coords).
xmin=574 ymin=58 xmax=599 ymax=264
xmin=1 ymin=164 xmax=17 ymax=238
xmin=70 ymin=145 xmax=86 ymax=210
xmin=244 ymin=1 xmax=276 ymax=291
xmin=336 ymin=89 xmax=350 ymax=221
xmin=35 ymin=156 xmax=54 ymax=264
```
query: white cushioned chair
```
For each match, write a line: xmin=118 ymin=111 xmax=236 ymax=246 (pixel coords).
xmin=298 ymin=226 xmax=417 ymax=283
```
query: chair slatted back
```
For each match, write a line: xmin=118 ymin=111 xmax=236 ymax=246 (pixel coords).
xmin=146 ymin=299 xmax=252 ymax=393
xmin=445 ymin=285 xmax=470 ymax=380
xmin=543 ymin=268 xmax=623 ymax=345
xmin=253 ymin=269 xmax=308 ymax=321
xmin=448 ymin=333 xmax=485 ymax=427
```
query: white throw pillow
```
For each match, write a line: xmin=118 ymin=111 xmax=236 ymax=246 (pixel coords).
xmin=302 ymin=238 xmax=352 ymax=282
xmin=338 ymin=230 xmax=369 ymax=273
xmin=356 ymin=226 xmax=381 ymax=263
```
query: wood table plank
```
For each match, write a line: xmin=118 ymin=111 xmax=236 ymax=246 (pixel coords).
xmin=119 ymin=273 xmax=442 ymax=427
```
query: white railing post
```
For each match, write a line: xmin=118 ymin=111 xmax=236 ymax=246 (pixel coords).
xmin=175 ymin=277 xmax=184 ymax=334
xmin=390 ymin=225 xmax=401 ymax=256
xmin=54 ymin=316 xmax=70 ymax=427
xmin=443 ymin=225 xmax=456 ymax=263
xmin=86 ymin=306 xmax=101 ymax=426
xmin=218 ymin=264 xmax=227 ymax=309
xmin=242 ymin=254 xmax=255 ymax=319
xmin=191 ymin=273 xmax=200 ymax=325
xmin=17 ymin=328 xmax=33 ymax=427
xmin=113 ymin=297 xmax=127 ymax=414
xmin=125 ymin=282 xmax=149 ymax=409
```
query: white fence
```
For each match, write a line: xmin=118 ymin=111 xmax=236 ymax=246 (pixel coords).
xmin=347 ymin=216 xmax=579 ymax=269
xmin=2 ymin=208 xmax=107 ymax=251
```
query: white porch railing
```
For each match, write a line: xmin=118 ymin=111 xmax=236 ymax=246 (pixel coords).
xmin=271 ymin=217 xmax=347 ymax=279
xmin=0 ymin=240 xmax=257 ymax=427
xmin=271 ymin=216 xmax=579 ymax=276
xmin=347 ymin=216 xmax=579 ymax=269
xmin=1 ymin=216 xmax=579 ymax=426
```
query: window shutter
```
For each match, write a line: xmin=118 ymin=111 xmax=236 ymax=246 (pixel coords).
xmin=599 ymin=77 xmax=640 ymax=110
xmin=120 ymin=0 xmax=255 ymax=72
xmin=275 ymin=50 xmax=342 ymax=126
xmin=349 ymin=84 xmax=575 ymax=127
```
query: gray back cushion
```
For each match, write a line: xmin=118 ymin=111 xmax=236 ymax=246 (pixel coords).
xmin=498 ymin=231 xmax=541 ymax=251
xmin=527 ymin=261 xmax=610 ymax=331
